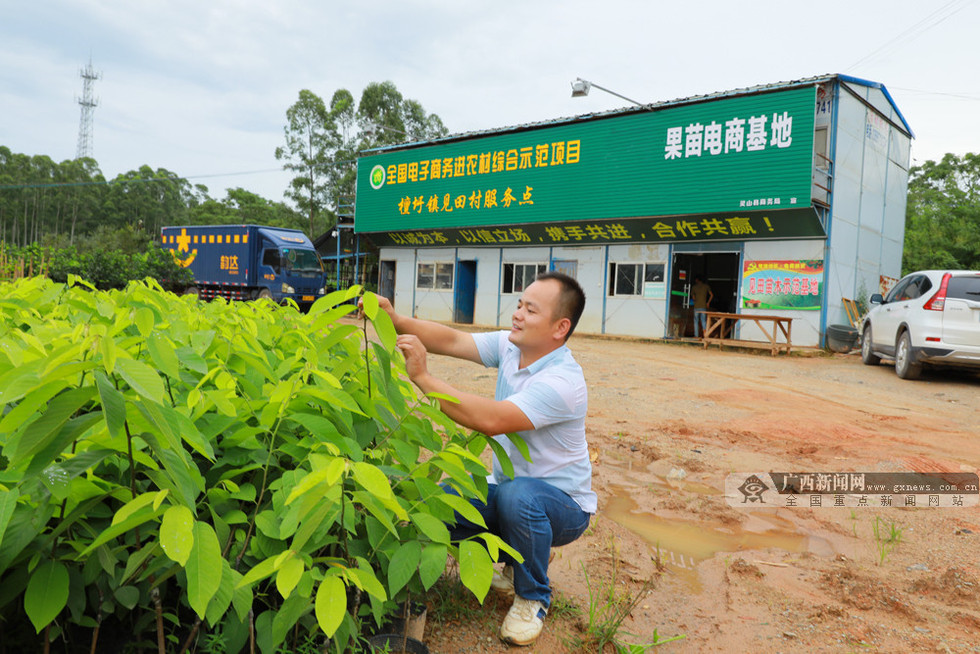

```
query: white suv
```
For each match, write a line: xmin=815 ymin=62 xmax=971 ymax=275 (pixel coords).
xmin=861 ymin=270 xmax=980 ymax=379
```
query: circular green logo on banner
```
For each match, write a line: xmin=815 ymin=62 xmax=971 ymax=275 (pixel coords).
xmin=370 ymin=165 xmax=386 ymax=190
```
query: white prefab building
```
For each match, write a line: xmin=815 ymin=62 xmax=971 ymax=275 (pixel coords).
xmin=354 ymin=74 xmax=912 ymax=347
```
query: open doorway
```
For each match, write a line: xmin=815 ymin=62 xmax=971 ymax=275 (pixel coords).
xmin=668 ymin=252 xmax=740 ymax=338
xmin=453 ymin=260 xmax=477 ymax=324
xmin=378 ymin=260 xmax=396 ymax=307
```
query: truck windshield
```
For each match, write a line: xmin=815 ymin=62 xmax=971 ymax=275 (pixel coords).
xmin=282 ymin=248 xmax=323 ymax=273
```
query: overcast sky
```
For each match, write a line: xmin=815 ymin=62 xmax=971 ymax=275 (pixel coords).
xmin=2 ymin=0 xmax=978 ymax=204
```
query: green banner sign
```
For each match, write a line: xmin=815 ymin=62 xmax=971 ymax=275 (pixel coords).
xmin=356 ymin=86 xmax=816 ymax=233
xmin=365 ymin=207 xmax=825 ymax=248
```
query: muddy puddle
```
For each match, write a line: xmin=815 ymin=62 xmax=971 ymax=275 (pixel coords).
xmin=600 ymin=454 xmax=836 ymax=587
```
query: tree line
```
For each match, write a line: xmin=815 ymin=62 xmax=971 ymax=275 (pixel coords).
xmin=0 ymin=81 xmax=448 ymax=250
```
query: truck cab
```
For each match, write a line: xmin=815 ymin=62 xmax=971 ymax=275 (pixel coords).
xmin=256 ymin=230 xmax=327 ymax=307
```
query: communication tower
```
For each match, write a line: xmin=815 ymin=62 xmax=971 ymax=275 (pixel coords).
xmin=75 ymin=59 xmax=101 ymax=160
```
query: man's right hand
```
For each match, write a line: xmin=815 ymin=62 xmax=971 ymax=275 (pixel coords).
xmin=358 ymin=293 xmax=399 ymax=328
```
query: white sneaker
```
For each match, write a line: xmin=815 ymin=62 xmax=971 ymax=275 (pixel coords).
xmin=499 ymin=596 xmax=547 ymax=646
xmin=490 ymin=565 xmax=515 ymax=596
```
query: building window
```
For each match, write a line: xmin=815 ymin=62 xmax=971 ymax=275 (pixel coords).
xmin=608 ymin=262 xmax=665 ymax=296
xmin=417 ymin=262 xmax=454 ymax=290
xmin=503 ymin=263 xmax=547 ymax=294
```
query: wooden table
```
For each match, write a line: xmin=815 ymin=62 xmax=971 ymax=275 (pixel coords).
xmin=702 ymin=311 xmax=793 ymax=356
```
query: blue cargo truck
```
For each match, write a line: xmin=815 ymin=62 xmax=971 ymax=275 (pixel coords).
xmin=161 ymin=224 xmax=327 ymax=307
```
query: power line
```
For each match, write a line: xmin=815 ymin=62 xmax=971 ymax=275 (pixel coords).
xmin=846 ymin=0 xmax=974 ymax=71
xmin=888 ymin=86 xmax=980 ymax=101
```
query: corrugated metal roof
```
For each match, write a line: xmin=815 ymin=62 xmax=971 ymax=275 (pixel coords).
xmin=362 ymin=73 xmax=912 ymax=155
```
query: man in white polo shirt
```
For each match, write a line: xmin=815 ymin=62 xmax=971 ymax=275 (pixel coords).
xmin=369 ymin=272 xmax=595 ymax=646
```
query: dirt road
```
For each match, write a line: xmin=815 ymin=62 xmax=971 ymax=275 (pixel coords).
xmin=423 ymin=335 xmax=980 ymax=653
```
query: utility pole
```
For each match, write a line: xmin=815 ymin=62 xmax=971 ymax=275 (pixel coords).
xmin=76 ymin=59 xmax=101 ymax=160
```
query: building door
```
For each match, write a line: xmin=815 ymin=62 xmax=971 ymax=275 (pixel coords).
xmin=668 ymin=252 xmax=741 ymax=338
xmin=454 ymin=260 xmax=477 ymax=324
xmin=378 ymin=260 xmax=396 ymax=307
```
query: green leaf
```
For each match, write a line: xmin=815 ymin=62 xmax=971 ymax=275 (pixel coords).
xmin=314 ymin=575 xmax=346 ymax=638
xmin=409 ymin=512 xmax=450 ymax=545
xmin=276 ymin=554 xmax=304 ymax=600
xmin=114 ymin=585 xmax=140 ymax=610
xmin=436 ymin=493 xmax=487 ymax=529
xmin=94 ymin=371 xmax=126 ymax=439
xmin=351 ymin=461 xmax=393 ymax=502
xmin=361 ymin=291 xmax=379 ymax=320
xmin=205 ymin=561 xmax=239 ymax=627
xmin=485 ymin=437 xmax=515 ymax=480
xmin=237 ymin=556 xmax=278 ymax=589
xmin=387 ymin=540 xmax=422 ymax=598
xmin=10 ymin=386 xmax=97 ymax=467
xmin=115 ymin=357 xmax=165 ymax=403
xmin=0 ymin=364 xmax=41 ymax=406
xmin=271 ymin=594 xmax=312 ymax=649
xmin=346 ymin=566 xmax=387 ymax=602
xmin=478 ymin=533 xmax=523 ymax=564
xmin=134 ymin=307 xmax=154 ymax=338
xmin=113 ymin=491 xmax=165 ymax=526
xmin=419 ymin=544 xmax=447 ymax=590
xmin=159 ymin=505 xmax=194 ymax=566
xmin=76 ymin=505 xmax=160 ymax=558
xmin=0 ymin=380 xmax=67 ymax=436
xmin=505 ymin=432 xmax=533 ymax=463
xmin=0 ymin=489 xmax=18 ymax=551
xmin=309 ymin=289 xmax=350 ymax=314
xmin=147 ymin=332 xmax=181 ymax=379
xmin=372 ymin=306 xmax=398 ymax=353
xmin=24 ymin=560 xmax=69 ymax=633
xmin=425 ymin=391 xmax=461 ymax=404
xmin=458 ymin=540 xmax=493 ymax=603
xmin=186 ymin=521 xmax=223 ymax=619
xmin=101 ymin=331 xmax=117 ymax=375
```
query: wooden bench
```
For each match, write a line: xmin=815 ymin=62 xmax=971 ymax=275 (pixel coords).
xmin=702 ymin=311 xmax=793 ymax=356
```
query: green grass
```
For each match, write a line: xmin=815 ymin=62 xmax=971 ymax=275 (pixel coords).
xmin=871 ymin=516 xmax=903 ymax=566
xmin=563 ymin=538 xmax=685 ymax=652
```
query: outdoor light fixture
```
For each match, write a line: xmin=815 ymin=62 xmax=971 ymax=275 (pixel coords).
xmin=570 ymin=77 xmax=644 ymax=107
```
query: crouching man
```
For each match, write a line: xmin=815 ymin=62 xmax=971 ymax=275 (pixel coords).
xmin=365 ymin=272 xmax=596 ymax=646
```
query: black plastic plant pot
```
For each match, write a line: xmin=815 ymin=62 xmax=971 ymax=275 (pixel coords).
xmin=826 ymin=323 xmax=859 ymax=353
xmin=367 ymin=633 xmax=429 ymax=654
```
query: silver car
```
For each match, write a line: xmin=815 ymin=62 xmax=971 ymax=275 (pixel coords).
xmin=861 ymin=270 xmax=980 ymax=379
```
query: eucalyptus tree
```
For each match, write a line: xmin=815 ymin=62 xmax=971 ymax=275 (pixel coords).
xmin=275 ymin=89 xmax=335 ymax=237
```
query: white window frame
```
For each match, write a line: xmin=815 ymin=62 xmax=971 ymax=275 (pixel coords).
xmin=502 ymin=262 xmax=547 ymax=294
xmin=608 ymin=262 xmax=665 ymax=296
xmin=416 ymin=261 xmax=455 ymax=291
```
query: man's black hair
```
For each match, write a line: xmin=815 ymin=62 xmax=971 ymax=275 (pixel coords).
xmin=536 ymin=271 xmax=586 ymax=340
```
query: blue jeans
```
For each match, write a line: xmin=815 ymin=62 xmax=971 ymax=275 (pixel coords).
xmin=445 ymin=478 xmax=591 ymax=607
xmin=694 ymin=309 xmax=707 ymax=337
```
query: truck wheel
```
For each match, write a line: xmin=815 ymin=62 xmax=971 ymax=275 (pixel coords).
xmin=895 ymin=330 xmax=922 ymax=380
xmin=183 ymin=286 xmax=199 ymax=297
xmin=860 ymin=324 xmax=880 ymax=366
xmin=257 ymin=288 xmax=273 ymax=301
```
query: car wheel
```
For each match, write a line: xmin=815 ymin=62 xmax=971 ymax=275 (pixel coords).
xmin=257 ymin=288 xmax=274 ymax=301
xmin=895 ymin=330 xmax=922 ymax=380
xmin=183 ymin=285 xmax=199 ymax=297
xmin=860 ymin=324 xmax=881 ymax=366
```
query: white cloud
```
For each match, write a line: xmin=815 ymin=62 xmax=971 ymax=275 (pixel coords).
xmin=3 ymin=0 xmax=979 ymax=202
